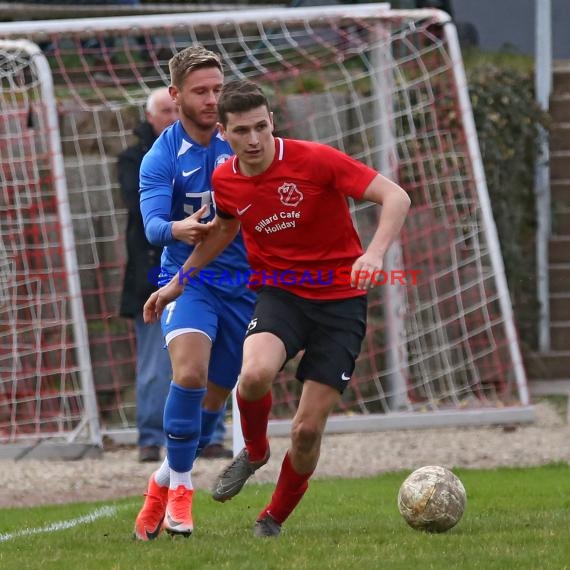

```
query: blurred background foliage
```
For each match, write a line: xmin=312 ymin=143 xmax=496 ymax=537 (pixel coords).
xmin=464 ymin=50 xmax=549 ymax=347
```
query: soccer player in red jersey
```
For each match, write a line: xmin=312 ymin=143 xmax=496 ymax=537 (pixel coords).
xmin=144 ymin=79 xmax=410 ymax=537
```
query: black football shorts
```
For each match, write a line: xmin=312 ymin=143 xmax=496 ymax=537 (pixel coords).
xmin=245 ymin=286 xmax=367 ymax=393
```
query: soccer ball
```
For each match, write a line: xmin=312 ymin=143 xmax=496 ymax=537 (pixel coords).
xmin=397 ymin=465 xmax=466 ymax=533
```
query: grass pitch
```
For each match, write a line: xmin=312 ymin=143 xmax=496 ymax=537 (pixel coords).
xmin=0 ymin=464 xmax=568 ymax=570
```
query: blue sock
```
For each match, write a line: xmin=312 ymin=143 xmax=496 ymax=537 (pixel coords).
xmin=163 ymin=382 xmax=206 ymax=473
xmin=196 ymin=408 xmax=224 ymax=457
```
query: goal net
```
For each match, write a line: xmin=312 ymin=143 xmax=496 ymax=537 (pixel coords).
xmin=0 ymin=40 xmax=100 ymax=457
xmin=0 ymin=4 xmax=532 ymax=453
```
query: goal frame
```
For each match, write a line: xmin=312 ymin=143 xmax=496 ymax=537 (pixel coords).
xmin=0 ymin=5 xmax=534 ymax=456
xmin=0 ymin=39 xmax=101 ymax=458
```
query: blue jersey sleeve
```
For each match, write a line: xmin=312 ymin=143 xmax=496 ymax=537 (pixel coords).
xmin=139 ymin=139 xmax=175 ymax=246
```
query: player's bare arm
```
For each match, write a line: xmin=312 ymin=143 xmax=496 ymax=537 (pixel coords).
xmin=143 ymin=214 xmax=241 ymax=323
xmin=351 ymin=173 xmax=411 ymax=290
xmin=177 ymin=213 xmax=241 ymax=284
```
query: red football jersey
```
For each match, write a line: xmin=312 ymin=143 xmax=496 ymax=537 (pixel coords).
xmin=212 ymin=138 xmax=378 ymax=300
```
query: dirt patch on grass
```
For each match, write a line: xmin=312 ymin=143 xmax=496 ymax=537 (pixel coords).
xmin=1 ymin=402 xmax=568 ymax=509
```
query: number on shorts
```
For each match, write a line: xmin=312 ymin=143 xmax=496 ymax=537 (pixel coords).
xmin=165 ymin=301 xmax=177 ymax=325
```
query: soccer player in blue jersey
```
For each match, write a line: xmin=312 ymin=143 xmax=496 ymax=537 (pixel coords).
xmin=133 ymin=45 xmax=255 ymax=541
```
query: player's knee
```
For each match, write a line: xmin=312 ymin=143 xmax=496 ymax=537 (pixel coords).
xmin=174 ymin=366 xmax=207 ymax=389
xmin=239 ymin=365 xmax=274 ymax=392
xmin=291 ymin=420 xmax=321 ymax=454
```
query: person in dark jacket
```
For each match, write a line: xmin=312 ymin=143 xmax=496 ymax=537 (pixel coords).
xmin=118 ymin=87 xmax=178 ymax=462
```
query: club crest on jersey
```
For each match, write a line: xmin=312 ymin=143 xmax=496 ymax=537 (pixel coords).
xmin=214 ymin=154 xmax=231 ymax=168
xmin=277 ymin=182 xmax=303 ymax=207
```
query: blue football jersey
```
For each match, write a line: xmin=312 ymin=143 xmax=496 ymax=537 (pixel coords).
xmin=140 ymin=122 xmax=249 ymax=296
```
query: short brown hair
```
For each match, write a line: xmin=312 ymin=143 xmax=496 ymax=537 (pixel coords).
xmin=168 ymin=45 xmax=223 ymax=89
xmin=217 ymin=80 xmax=270 ymax=126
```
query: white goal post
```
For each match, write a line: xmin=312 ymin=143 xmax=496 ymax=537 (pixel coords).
xmin=0 ymin=4 xmax=533 ymax=456
xmin=0 ymin=39 xmax=101 ymax=458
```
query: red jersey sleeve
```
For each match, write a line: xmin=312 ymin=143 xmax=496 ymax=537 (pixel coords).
xmin=310 ymin=142 xmax=378 ymax=200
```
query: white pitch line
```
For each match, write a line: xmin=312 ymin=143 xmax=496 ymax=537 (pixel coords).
xmin=0 ymin=505 xmax=118 ymax=543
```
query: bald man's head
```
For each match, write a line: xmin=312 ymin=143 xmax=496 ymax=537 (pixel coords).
xmin=146 ymin=87 xmax=178 ymax=136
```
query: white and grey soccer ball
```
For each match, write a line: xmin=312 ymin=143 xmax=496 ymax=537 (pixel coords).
xmin=397 ymin=465 xmax=466 ymax=533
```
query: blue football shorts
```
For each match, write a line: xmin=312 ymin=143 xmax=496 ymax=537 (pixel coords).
xmin=161 ymin=279 xmax=256 ymax=390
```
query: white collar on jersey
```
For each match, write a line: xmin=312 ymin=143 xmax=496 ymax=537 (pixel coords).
xmin=177 ymin=138 xmax=193 ymax=158
xmin=231 ymin=137 xmax=284 ymax=174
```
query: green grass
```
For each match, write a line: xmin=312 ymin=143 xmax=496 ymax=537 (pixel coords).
xmin=1 ymin=465 xmax=569 ymax=570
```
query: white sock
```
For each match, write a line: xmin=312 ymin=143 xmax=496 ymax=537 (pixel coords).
xmin=154 ymin=458 xmax=170 ymax=487
xmin=170 ymin=469 xmax=192 ymax=490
